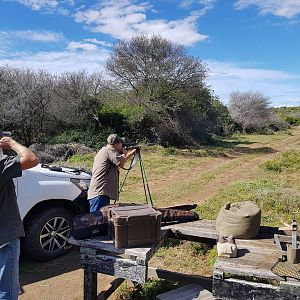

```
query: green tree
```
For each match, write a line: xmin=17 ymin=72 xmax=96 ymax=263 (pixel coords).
xmin=106 ymin=34 xmax=207 ymax=111
xmin=106 ymin=34 xmax=231 ymax=146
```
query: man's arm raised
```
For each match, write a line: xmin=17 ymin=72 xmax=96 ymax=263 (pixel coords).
xmin=119 ymin=148 xmax=136 ymax=168
xmin=0 ymin=137 xmax=39 ymax=170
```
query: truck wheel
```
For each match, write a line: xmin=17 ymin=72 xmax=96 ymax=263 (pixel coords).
xmin=24 ymin=207 xmax=73 ymax=261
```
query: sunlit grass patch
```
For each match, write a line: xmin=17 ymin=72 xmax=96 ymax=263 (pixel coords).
xmin=236 ymin=132 xmax=290 ymax=144
xmin=66 ymin=152 xmax=95 ymax=170
xmin=150 ymin=239 xmax=215 ymax=276
xmin=196 ymin=178 xmax=300 ymax=227
xmin=261 ymin=150 xmax=300 ymax=172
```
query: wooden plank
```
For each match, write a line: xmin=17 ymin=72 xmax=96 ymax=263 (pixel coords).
xmin=214 ymin=234 xmax=283 ymax=281
xmin=280 ymin=280 xmax=300 ymax=296
xmin=213 ymin=277 xmax=300 ymax=300
xmin=81 ymin=254 xmax=147 ymax=283
xmin=69 ymin=228 xmax=169 ymax=262
xmin=156 ymin=283 xmax=214 ymax=300
xmin=235 ymin=238 xmax=278 ymax=253
xmin=124 ymin=228 xmax=170 ymax=263
xmin=69 ymin=235 xmax=121 ymax=252
xmin=164 ymin=220 xmax=218 ymax=241
xmin=164 ymin=220 xmax=278 ymax=243
xmin=84 ymin=270 xmax=97 ymax=300
xmin=148 ymin=267 xmax=212 ymax=292
xmin=214 ymin=256 xmax=283 ymax=281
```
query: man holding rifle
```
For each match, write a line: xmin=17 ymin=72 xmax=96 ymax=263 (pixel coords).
xmin=0 ymin=133 xmax=38 ymax=300
xmin=88 ymin=134 xmax=136 ymax=212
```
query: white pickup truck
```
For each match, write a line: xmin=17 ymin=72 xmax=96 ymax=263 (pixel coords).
xmin=16 ymin=164 xmax=91 ymax=261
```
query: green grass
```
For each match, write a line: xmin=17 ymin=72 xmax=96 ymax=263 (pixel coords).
xmin=150 ymin=239 xmax=215 ymax=276
xmin=261 ymin=150 xmax=300 ymax=172
xmin=118 ymin=152 xmax=262 ymax=207
xmin=233 ymin=131 xmax=294 ymax=144
xmin=195 ymin=174 xmax=300 ymax=227
xmin=114 ymin=280 xmax=182 ymax=300
xmin=65 ymin=152 xmax=96 ymax=170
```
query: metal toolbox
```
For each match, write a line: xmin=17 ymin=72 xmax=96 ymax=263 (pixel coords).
xmin=108 ymin=204 xmax=161 ymax=249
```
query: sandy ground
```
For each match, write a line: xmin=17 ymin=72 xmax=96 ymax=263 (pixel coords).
xmin=19 ymin=248 xmax=117 ymax=300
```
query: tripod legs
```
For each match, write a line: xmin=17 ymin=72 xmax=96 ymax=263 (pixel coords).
xmin=118 ymin=152 xmax=153 ymax=206
xmin=139 ymin=156 xmax=153 ymax=206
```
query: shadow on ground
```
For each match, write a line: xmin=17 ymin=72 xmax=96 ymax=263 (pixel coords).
xmin=227 ymin=146 xmax=278 ymax=156
xmin=210 ymin=138 xmax=253 ymax=148
xmin=20 ymin=247 xmax=81 ymax=286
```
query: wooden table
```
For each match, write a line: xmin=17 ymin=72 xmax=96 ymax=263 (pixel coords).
xmin=69 ymin=220 xmax=300 ymax=300
xmin=164 ymin=220 xmax=300 ymax=300
xmin=68 ymin=229 xmax=169 ymax=300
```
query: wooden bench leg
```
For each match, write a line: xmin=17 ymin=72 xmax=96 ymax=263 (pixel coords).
xmin=84 ymin=270 xmax=97 ymax=300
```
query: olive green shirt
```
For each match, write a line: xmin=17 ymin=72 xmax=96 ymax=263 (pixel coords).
xmin=88 ymin=146 xmax=123 ymax=200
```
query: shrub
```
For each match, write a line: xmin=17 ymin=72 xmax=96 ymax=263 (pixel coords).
xmin=163 ymin=147 xmax=177 ymax=156
xmin=48 ymin=128 xmax=112 ymax=149
xmin=285 ymin=116 xmax=300 ymax=126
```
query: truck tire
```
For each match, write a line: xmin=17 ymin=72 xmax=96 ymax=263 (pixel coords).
xmin=24 ymin=207 xmax=73 ymax=261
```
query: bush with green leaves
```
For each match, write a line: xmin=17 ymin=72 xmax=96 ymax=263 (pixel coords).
xmin=49 ymin=128 xmax=112 ymax=149
xmin=284 ymin=116 xmax=300 ymax=126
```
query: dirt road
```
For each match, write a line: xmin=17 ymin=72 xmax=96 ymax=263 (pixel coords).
xmin=20 ymin=249 xmax=116 ymax=300
xmin=150 ymin=127 xmax=300 ymax=206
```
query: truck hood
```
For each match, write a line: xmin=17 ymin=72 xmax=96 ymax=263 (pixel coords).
xmin=24 ymin=163 xmax=91 ymax=180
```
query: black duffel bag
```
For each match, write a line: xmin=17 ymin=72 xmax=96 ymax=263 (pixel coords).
xmin=71 ymin=210 xmax=108 ymax=240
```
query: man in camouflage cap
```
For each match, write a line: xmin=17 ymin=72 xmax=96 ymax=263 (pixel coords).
xmin=87 ymin=134 xmax=136 ymax=212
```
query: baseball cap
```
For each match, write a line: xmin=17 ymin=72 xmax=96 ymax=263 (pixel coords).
xmin=107 ymin=134 xmax=124 ymax=145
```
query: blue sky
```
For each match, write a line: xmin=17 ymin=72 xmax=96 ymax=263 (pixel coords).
xmin=0 ymin=0 xmax=300 ymax=107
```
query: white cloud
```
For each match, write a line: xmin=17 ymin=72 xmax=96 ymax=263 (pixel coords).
xmin=57 ymin=7 xmax=70 ymax=16
xmin=0 ymin=47 xmax=110 ymax=74
xmin=11 ymin=0 xmax=212 ymax=45
xmin=180 ymin=0 xmax=215 ymax=11
xmin=234 ymin=0 xmax=300 ymax=18
xmin=0 ymin=32 xmax=12 ymax=54
xmin=67 ymin=41 xmax=101 ymax=51
xmin=205 ymin=60 xmax=300 ymax=107
xmin=12 ymin=0 xmax=75 ymax=13
xmin=180 ymin=0 xmax=195 ymax=9
xmin=83 ymin=38 xmax=112 ymax=47
xmin=14 ymin=0 xmax=58 ymax=11
xmin=74 ymin=0 xmax=210 ymax=46
xmin=11 ymin=30 xmax=64 ymax=42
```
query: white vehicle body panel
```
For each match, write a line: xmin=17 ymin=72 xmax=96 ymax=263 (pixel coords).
xmin=16 ymin=164 xmax=91 ymax=219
